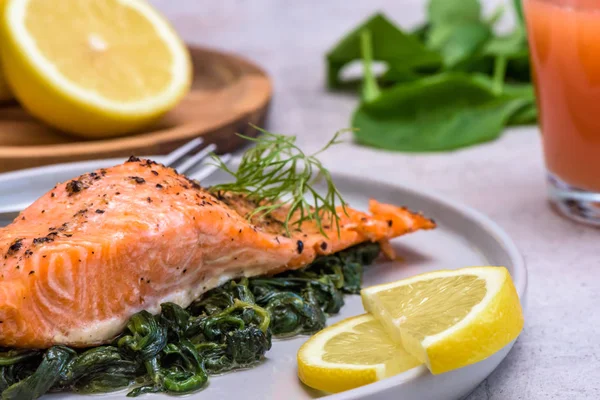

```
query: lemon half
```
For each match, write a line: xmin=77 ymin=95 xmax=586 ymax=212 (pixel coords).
xmin=297 ymin=314 xmax=421 ymax=393
xmin=0 ymin=0 xmax=192 ymax=137
xmin=361 ymin=266 xmax=524 ymax=375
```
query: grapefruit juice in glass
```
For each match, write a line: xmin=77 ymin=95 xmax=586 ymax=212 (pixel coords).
xmin=525 ymin=0 xmax=600 ymax=224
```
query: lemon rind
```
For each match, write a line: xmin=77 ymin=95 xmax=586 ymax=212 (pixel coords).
xmin=361 ymin=266 xmax=524 ymax=375
xmin=298 ymin=314 xmax=388 ymax=378
xmin=5 ymin=0 xmax=191 ymax=115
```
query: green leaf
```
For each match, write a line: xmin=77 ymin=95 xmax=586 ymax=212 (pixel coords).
xmin=425 ymin=0 xmax=491 ymax=68
xmin=487 ymin=4 xmax=506 ymax=26
xmin=428 ymin=22 xmax=491 ymax=67
xmin=380 ymin=66 xmax=424 ymax=85
xmin=508 ymin=102 xmax=538 ymax=125
xmin=326 ymin=13 xmax=441 ymax=89
xmin=352 ymin=74 xmax=530 ymax=152
xmin=471 ymin=73 xmax=537 ymax=124
xmin=427 ymin=0 xmax=481 ymax=26
xmin=483 ymin=27 xmax=527 ymax=57
xmin=457 ymin=26 xmax=530 ymax=83
xmin=471 ymin=73 xmax=534 ymax=99
xmin=2 ymin=347 xmax=75 ymax=400
xmin=410 ymin=23 xmax=430 ymax=42
xmin=513 ymin=0 xmax=525 ymax=26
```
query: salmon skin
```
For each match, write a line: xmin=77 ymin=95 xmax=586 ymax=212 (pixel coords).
xmin=0 ymin=157 xmax=435 ymax=348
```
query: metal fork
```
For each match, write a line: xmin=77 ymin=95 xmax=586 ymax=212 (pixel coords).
xmin=164 ymin=138 xmax=231 ymax=181
xmin=0 ymin=138 xmax=230 ymax=219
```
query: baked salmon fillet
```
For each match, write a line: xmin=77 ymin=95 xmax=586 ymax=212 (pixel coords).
xmin=0 ymin=157 xmax=435 ymax=348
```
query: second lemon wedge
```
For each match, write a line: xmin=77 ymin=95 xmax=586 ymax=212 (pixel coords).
xmin=0 ymin=0 xmax=192 ymax=137
xmin=361 ymin=266 xmax=524 ymax=375
xmin=297 ymin=314 xmax=421 ymax=393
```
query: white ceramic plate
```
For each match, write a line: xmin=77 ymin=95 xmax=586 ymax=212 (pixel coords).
xmin=0 ymin=159 xmax=527 ymax=400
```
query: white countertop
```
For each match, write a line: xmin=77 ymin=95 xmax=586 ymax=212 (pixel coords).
xmin=153 ymin=1 xmax=599 ymax=398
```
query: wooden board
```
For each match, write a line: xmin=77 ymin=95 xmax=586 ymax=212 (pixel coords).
xmin=0 ymin=46 xmax=272 ymax=172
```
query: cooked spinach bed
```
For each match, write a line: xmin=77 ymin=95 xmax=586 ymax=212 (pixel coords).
xmin=0 ymin=242 xmax=380 ymax=399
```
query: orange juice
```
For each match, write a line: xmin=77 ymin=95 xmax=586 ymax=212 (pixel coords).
xmin=525 ymin=0 xmax=600 ymax=191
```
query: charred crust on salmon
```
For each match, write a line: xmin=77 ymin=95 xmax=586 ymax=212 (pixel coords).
xmin=151 ymin=170 xmax=159 ymax=176
xmin=73 ymin=209 xmax=88 ymax=217
xmin=87 ymin=172 xmax=102 ymax=182
xmin=142 ymin=158 xmax=159 ymax=167
xmin=127 ymin=155 xmax=141 ymax=163
xmin=296 ymin=240 xmax=304 ymax=254
xmin=95 ymin=209 xmax=105 ymax=214
xmin=7 ymin=239 xmax=23 ymax=256
xmin=156 ymin=184 xmax=163 ymax=189
xmin=66 ymin=179 xmax=86 ymax=195
xmin=128 ymin=176 xmax=146 ymax=184
xmin=387 ymin=220 xmax=393 ymax=227
xmin=33 ymin=237 xmax=54 ymax=245
xmin=188 ymin=179 xmax=201 ymax=190
xmin=320 ymin=242 xmax=328 ymax=250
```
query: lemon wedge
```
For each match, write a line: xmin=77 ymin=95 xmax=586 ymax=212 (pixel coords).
xmin=0 ymin=0 xmax=192 ymax=138
xmin=361 ymin=266 xmax=524 ymax=375
xmin=297 ymin=314 xmax=421 ymax=393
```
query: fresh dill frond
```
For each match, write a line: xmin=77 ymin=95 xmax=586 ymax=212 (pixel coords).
xmin=209 ymin=125 xmax=350 ymax=237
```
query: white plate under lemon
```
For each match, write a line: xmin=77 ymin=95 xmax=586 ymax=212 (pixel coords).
xmin=298 ymin=266 xmax=524 ymax=394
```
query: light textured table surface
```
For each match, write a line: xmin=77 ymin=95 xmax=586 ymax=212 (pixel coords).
xmin=152 ymin=1 xmax=599 ymax=398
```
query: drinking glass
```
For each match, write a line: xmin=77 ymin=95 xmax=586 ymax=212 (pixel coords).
xmin=524 ymin=0 xmax=600 ymax=225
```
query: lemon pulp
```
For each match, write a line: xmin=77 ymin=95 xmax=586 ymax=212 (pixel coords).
xmin=298 ymin=314 xmax=421 ymax=393
xmin=362 ymin=267 xmax=524 ymax=374
xmin=0 ymin=0 xmax=192 ymax=137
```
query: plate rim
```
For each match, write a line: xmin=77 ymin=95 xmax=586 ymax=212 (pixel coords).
xmin=0 ymin=159 xmax=527 ymax=400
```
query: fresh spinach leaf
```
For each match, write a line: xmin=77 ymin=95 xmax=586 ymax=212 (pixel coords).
xmin=427 ymin=0 xmax=481 ymax=26
xmin=471 ymin=73 xmax=537 ymax=124
xmin=428 ymin=22 xmax=491 ymax=68
xmin=327 ymin=0 xmax=537 ymax=153
xmin=513 ymin=0 xmax=525 ymax=27
xmin=380 ymin=66 xmax=424 ymax=85
xmin=508 ymin=103 xmax=537 ymax=125
xmin=472 ymin=73 xmax=534 ymax=98
xmin=483 ymin=27 xmax=527 ymax=58
xmin=410 ymin=23 xmax=430 ymax=43
xmin=352 ymin=74 xmax=530 ymax=151
xmin=326 ymin=13 xmax=441 ymax=89
xmin=425 ymin=0 xmax=491 ymax=68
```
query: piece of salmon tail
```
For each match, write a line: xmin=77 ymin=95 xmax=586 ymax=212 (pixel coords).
xmin=0 ymin=157 xmax=435 ymax=348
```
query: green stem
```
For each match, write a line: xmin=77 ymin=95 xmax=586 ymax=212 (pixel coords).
xmin=492 ymin=56 xmax=507 ymax=95
xmin=488 ymin=4 xmax=505 ymax=25
xmin=360 ymin=29 xmax=381 ymax=103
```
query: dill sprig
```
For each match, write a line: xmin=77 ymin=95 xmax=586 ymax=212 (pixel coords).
xmin=209 ymin=126 xmax=349 ymax=237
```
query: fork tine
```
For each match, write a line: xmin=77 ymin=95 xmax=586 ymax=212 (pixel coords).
xmin=190 ymin=153 xmax=232 ymax=182
xmin=176 ymin=143 xmax=217 ymax=175
xmin=163 ymin=138 xmax=204 ymax=167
